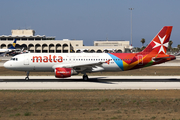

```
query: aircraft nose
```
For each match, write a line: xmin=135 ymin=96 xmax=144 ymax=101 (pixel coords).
xmin=3 ymin=61 xmax=10 ymax=69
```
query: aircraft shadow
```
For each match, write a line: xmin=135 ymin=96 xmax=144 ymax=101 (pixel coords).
xmin=0 ymin=77 xmax=180 ymax=84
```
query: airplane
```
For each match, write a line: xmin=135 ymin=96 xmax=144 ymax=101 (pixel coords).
xmin=4 ymin=26 xmax=176 ymax=81
xmin=0 ymin=39 xmax=17 ymax=56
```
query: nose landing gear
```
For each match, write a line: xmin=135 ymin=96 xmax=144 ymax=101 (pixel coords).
xmin=83 ymin=74 xmax=89 ymax=80
xmin=25 ymin=71 xmax=29 ymax=81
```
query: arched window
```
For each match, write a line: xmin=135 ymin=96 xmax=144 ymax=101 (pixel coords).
xmin=42 ymin=44 xmax=48 ymax=53
xmin=49 ymin=44 xmax=55 ymax=53
xmin=56 ymin=44 xmax=61 ymax=53
xmin=35 ymin=44 xmax=41 ymax=53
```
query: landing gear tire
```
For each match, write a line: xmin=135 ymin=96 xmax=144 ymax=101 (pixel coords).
xmin=25 ymin=77 xmax=29 ymax=81
xmin=83 ymin=75 xmax=89 ymax=81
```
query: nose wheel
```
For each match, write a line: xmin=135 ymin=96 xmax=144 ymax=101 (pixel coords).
xmin=83 ymin=74 xmax=89 ymax=80
xmin=25 ymin=77 xmax=29 ymax=81
xmin=25 ymin=71 xmax=29 ymax=81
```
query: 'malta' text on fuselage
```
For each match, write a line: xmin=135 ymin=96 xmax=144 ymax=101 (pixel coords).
xmin=32 ymin=55 xmax=63 ymax=63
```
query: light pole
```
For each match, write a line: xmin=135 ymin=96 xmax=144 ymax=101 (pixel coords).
xmin=129 ymin=8 xmax=134 ymax=46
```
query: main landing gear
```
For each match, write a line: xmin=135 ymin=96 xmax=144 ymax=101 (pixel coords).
xmin=25 ymin=71 xmax=29 ymax=81
xmin=83 ymin=74 xmax=89 ymax=80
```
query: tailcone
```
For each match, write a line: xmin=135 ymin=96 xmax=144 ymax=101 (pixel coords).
xmin=169 ymin=55 xmax=176 ymax=60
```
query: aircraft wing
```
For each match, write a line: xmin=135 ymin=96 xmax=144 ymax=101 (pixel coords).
xmin=52 ymin=61 xmax=105 ymax=68
xmin=0 ymin=50 xmax=12 ymax=56
xmin=0 ymin=52 xmax=6 ymax=56
xmin=52 ymin=60 xmax=110 ymax=72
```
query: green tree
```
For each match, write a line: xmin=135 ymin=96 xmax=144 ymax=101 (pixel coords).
xmin=141 ymin=46 xmax=146 ymax=51
xmin=141 ymin=38 xmax=145 ymax=47
xmin=168 ymin=40 xmax=173 ymax=52
xmin=177 ymin=44 xmax=180 ymax=51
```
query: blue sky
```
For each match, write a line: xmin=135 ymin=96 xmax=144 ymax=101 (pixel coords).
xmin=0 ymin=0 xmax=179 ymax=47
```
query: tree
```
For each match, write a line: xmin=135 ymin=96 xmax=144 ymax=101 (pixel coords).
xmin=177 ymin=44 xmax=180 ymax=51
xmin=141 ymin=38 xmax=145 ymax=47
xmin=168 ymin=40 xmax=173 ymax=52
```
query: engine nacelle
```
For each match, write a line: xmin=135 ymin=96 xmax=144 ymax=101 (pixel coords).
xmin=55 ymin=68 xmax=78 ymax=78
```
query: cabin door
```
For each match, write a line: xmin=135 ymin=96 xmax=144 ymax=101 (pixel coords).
xmin=138 ymin=55 xmax=143 ymax=65
xmin=24 ymin=54 xmax=29 ymax=65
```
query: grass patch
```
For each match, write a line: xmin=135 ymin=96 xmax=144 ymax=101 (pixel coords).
xmin=24 ymin=112 xmax=31 ymax=116
xmin=111 ymin=116 xmax=118 ymax=119
xmin=151 ymin=116 xmax=156 ymax=119
xmin=0 ymin=90 xmax=180 ymax=119
xmin=102 ymin=108 xmax=105 ymax=111
xmin=15 ymin=113 xmax=20 ymax=116
xmin=90 ymin=108 xmax=99 ymax=111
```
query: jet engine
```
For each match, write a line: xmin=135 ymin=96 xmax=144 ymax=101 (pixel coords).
xmin=55 ymin=68 xmax=78 ymax=78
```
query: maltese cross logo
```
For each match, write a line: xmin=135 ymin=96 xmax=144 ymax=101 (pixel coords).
xmin=153 ymin=35 xmax=168 ymax=54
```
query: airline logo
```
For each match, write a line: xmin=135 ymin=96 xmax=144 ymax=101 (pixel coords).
xmin=142 ymin=26 xmax=172 ymax=54
xmin=153 ymin=35 xmax=168 ymax=54
xmin=12 ymin=43 xmax=16 ymax=47
xmin=33 ymin=55 xmax=63 ymax=63
xmin=55 ymin=68 xmax=72 ymax=78
xmin=105 ymin=59 xmax=110 ymax=64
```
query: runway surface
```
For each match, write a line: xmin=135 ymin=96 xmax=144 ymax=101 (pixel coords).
xmin=0 ymin=76 xmax=180 ymax=90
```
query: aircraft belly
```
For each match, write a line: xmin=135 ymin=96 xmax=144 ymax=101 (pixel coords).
xmin=32 ymin=63 xmax=53 ymax=72
xmin=102 ymin=64 xmax=122 ymax=71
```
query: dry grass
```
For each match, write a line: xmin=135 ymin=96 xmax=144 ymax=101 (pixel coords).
xmin=1 ymin=66 xmax=180 ymax=119
xmin=0 ymin=90 xmax=180 ymax=120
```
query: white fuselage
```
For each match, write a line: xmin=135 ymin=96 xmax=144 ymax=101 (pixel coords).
xmin=4 ymin=53 xmax=122 ymax=72
xmin=0 ymin=49 xmax=13 ymax=53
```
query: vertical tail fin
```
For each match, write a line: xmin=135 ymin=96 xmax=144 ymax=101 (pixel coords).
xmin=8 ymin=39 xmax=17 ymax=49
xmin=141 ymin=26 xmax=173 ymax=55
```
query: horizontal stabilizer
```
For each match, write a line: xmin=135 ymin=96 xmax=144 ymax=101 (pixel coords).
xmin=152 ymin=56 xmax=176 ymax=62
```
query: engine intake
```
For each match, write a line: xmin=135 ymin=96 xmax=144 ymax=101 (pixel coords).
xmin=55 ymin=68 xmax=78 ymax=78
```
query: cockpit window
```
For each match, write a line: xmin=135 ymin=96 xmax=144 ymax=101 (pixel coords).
xmin=10 ymin=58 xmax=18 ymax=61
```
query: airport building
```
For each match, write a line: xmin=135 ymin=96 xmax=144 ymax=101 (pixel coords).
xmin=0 ymin=29 xmax=130 ymax=53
